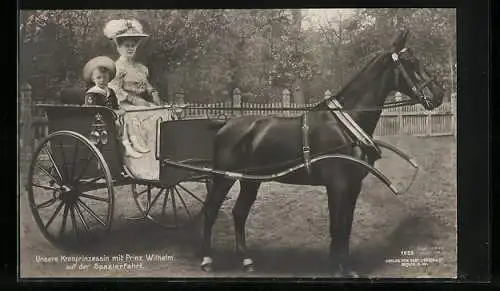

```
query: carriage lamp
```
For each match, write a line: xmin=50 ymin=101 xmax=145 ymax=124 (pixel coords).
xmin=89 ymin=113 xmax=109 ymax=147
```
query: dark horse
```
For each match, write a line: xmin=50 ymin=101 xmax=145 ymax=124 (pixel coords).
xmin=199 ymin=30 xmax=445 ymax=277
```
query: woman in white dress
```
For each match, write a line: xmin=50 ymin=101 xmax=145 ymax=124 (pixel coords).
xmin=104 ymin=19 xmax=172 ymax=179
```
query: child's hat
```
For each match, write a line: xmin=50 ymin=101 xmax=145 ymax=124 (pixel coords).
xmin=83 ymin=56 xmax=116 ymax=82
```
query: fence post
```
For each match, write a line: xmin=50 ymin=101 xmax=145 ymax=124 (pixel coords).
xmin=232 ymin=87 xmax=241 ymax=117
xmin=282 ymin=88 xmax=291 ymax=117
xmin=398 ymin=106 xmax=404 ymax=135
xmin=175 ymin=89 xmax=185 ymax=105
xmin=324 ymin=89 xmax=332 ymax=100
xmin=451 ymin=92 xmax=457 ymax=137
xmin=426 ymin=109 xmax=432 ymax=136
xmin=20 ymin=82 xmax=33 ymax=192
xmin=293 ymin=83 xmax=304 ymax=104
xmin=174 ymin=89 xmax=185 ymax=119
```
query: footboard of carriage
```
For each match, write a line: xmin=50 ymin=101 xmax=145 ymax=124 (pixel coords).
xmin=157 ymin=118 xmax=222 ymax=187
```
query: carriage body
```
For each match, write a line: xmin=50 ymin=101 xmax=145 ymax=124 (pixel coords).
xmin=37 ymin=104 xmax=124 ymax=181
xmin=28 ymin=103 xmax=220 ymax=249
xmin=34 ymin=104 xmax=221 ymax=185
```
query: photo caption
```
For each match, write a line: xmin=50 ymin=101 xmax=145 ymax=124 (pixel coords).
xmin=385 ymin=246 xmax=444 ymax=268
xmin=33 ymin=253 xmax=175 ymax=271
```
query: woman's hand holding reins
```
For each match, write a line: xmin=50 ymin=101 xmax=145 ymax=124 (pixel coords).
xmin=152 ymin=90 xmax=163 ymax=106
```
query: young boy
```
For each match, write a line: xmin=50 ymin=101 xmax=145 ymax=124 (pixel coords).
xmin=82 ymin=56 xmax=149 ymax=158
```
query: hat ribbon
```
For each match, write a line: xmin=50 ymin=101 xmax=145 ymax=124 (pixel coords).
xmin=114 ymin=20 xmax=141 ymax=37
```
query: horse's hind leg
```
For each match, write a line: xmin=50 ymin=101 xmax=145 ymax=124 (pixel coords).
xmin=232 ymin=181 xmax=261 ymax=272
xmin=200 ymin=175 xmax=235 ymax=272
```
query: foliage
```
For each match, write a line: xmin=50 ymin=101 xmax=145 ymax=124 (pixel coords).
xmin=19 ymin=9 xmax=456 ymax=104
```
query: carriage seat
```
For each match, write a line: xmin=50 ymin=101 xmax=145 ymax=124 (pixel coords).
xmin=59 ymin=85 xmax=86 ymax=105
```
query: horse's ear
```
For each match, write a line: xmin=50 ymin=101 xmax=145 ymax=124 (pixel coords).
xmin=392 ymin=29 xmax=410 ymax=52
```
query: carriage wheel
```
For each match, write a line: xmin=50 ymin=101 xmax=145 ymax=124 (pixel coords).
xmin=27 ymin=131 xmax=114 ymax=249
xmin=131 ymin=175 xmax=211 ymax=229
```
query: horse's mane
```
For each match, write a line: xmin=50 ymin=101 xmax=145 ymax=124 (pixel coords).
xmin=313 ymin=49 xmax=387 ymax=110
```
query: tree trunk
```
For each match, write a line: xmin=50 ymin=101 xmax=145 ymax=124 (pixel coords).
xmin=290 ymin=9 xmax=304 ymax=104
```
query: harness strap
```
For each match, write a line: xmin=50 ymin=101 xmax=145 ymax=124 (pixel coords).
xmin=327 ymin=98 xmax=382 ymax=159
xmin=301 ymin=114 xmax=312 ymax=176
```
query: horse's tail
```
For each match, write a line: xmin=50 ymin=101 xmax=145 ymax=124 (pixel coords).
xmin=214 ymin=117 xmax=260 ymax=157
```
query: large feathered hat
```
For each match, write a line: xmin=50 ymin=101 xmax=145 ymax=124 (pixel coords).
xmin=103 ymin=19 xmax=149 ymax=40
xmin=83 ymin=56 xmax=116 ymax=82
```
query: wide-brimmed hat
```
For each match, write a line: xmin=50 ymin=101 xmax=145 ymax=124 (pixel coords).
xmin=83 ymin=56 xmax=116 ymax=82
xmin=103 ymin=19 xmax=149 ymax=41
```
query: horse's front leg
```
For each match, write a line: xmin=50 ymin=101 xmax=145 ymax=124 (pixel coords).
xmin=232 ymin=181 xmax=261 ymax=272
xmin=326 ymin=179 xmax=361 ymax=278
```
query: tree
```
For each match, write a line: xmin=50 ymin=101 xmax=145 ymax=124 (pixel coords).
xmin=19 ymin=9 xmax=456 ymax=104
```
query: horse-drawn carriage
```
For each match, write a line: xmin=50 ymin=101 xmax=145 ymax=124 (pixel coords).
xmin=27 ymin=100 xmax=416 ymax=250
xmin=25 ymin=30 xmax=446 ymax=276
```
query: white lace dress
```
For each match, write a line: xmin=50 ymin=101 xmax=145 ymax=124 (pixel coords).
xmin=109 ymin=56 xmax=173 ymax=180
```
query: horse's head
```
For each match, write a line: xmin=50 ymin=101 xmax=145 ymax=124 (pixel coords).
xmin=389 ymin=30 xmax=445 ymax=110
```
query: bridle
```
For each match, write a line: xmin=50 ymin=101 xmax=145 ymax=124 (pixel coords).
xmin=389 ymin=47 xmax=436 ymax=110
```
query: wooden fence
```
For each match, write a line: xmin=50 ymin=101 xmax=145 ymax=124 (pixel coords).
xmin=26 ymin=87 xmax=457 ymax=149
xmin=176 ymin=101 xmax=455 ymax=137
xmin=176 ymin=89 xmax=457 ymax=137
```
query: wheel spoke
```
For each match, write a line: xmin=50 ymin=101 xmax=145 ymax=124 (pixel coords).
xmin=74 ymin=203 xmax=90 ymax=233
xmin=146 ymin=186 xmax=152 ymax=211
xmin=145 ymin=188 xmax=165 ymax=216
xmin=59 ymin=204 xmax=69 ymax=238
xmin=57 ymin=140 xmax=68 ymax=181
xmin=32 ymin=183 xmax=58 ymax=191
xmin=79 ymin=193 xmax=109 ymax=203
xmin=36 ymin=163 xmax=61 ymax=186
xmin=177 ymin=183 xmax=204 ymax=204
xmin=70 ymin=141 xmax=79 ymax=181
xmin=36 ymin=197 xmax=58 ymax=209
xmin=134 ymin=188 xmax=148 ymax=198
xmin=161 ymin=189 xmax=170 ymax=217
xmin=44 ymin=201 xmax=64 ymax=229
xmin=171 ymin=189 xmax=178 ymax=226
xmin=74 ymin=152 xmax=95 ymax=182
xmin=173 ymin=186 xmax=192 ymax=220
xmin=77 ymin=199 xmax=106 ymax=226
xmin=43 ymin=144 xmax=64 ymax=184
xmin=70 ymin=207 xmax=79 ymax=240
xmin=79 ymin=176 xmax=106 ymax=185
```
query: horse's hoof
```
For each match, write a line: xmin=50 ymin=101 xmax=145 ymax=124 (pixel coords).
xmin=200 ymin=257 xmax=213 ymax=273
xmin=243 ymin=264 xmax=255 ymax=273
xmin=242 ymin=258 xmax=255 ymax=273
xmin=201 ymin=263 xmax=213 ymax=272
xmin=331 ymin=266 xmax=359 ymax=278
xmin=346 ymin=270 xmax=359 ymax=278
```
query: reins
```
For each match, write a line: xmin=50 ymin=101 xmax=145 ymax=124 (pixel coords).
xmin=167 ymin=98 xmax=420 ymax=115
